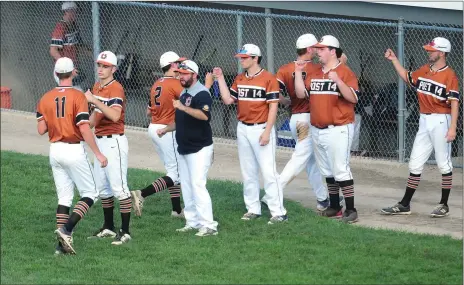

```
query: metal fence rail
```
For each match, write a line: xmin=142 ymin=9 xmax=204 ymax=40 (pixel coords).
xmin=1 ymin=1 xmax=462 ymax=166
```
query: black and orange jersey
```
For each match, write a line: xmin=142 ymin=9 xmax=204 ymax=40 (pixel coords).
xmin=50 ymin=20 xmax=80 ymax=63
xmin=305 ymin=62 xmax=359 ymax=128
xmin=408 ymin=64 xmax=460 ymax=114
xmin=230 ymin=69 xmax=280 ymax=123
xmin=36 ymin=86 xmax=89 ymax=143
xmin=91 ymin=79 xmax=125 ymax=136
xmin=276 ymin=61 xmax=321 ymax=114
xmin=148 ymin=76 xmax=183 ymax=125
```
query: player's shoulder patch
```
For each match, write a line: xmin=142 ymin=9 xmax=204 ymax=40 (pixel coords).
xmin=202 ymin=105 xmax=210 ymax=112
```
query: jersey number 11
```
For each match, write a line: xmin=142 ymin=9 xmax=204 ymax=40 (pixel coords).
xmin=55 ymin=97 xmax=66 ymax=118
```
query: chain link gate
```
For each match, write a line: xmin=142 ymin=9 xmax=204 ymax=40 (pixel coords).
xmin=1 ymin=1 xmax=462 ymax=166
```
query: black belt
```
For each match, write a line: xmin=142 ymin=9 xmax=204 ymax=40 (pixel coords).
xmin=423 ymin=113 xmax=432 ymax=115
xmin=55 ymin=141 xmax=80 ymax=144
xmin=240 ymin=121 xmax=266 ymax=126
xmin=96 ymin=133 xmax=124 ymax=139
xmin=292 ymin=112 xmax=310 ymax=115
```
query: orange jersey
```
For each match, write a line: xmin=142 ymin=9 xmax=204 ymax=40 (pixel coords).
xmin=36 ymin=87 xmax=90 ymax=143
xmin=230 ymin=69 xmax=280 ymax=123
xmin=408 ymin=64 xmax=460 ymax=114
xmin=51 ymin=21 xmax=79 ymax=63
xmin=276 ymin=61 xmax=321 ymax=114
xmin=91 ymin=79 xmax=126 ymax=136
xmin=148 ymin=76 xmax=183 ymax=125
xmin=306 ymin=62 xmax=359 ymax=128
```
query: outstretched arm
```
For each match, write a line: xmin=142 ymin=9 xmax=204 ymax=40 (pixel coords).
xmin=385 ymin=48 xmax=408 ymax=83
xmin=213 ymin=67 xmax=236 ymax=105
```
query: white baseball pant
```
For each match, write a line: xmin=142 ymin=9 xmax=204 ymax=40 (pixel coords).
xmin=409 ymin=113 xmax=453 ymax=175
xmin=279 ymin=113 xmax=327 ymax=201
xmin=50 ymin=142 xmax=98 ymax=207
xmin=94 ymin=134 xmax=130 ymax=200
xmin=237 ymin=122 xmax=286 ymax=217
xmin=179 ymin=144 xmax=217 ymax=231
xmin=311 ymin=124 xmax=354 ymax=181
xmin=148 ymin=123 xmax=180 ymax=184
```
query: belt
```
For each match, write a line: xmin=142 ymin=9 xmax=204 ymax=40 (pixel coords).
xmin=55 ymin=141 xmax=80 ymax=144
xmin=96 ymin=133 xmax=124 ymax=139
xmin=292 ymin=112 xmax=310 ymax=115
xmin=423 ymin=113 xmax=432 ymax=115
xmin=240 ymin=121 xmax=266 ymax=126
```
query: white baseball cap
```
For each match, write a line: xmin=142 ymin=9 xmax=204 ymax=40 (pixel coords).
xmin=54 ymin=57 xmax=74 ymax=73
xmin=160 ymin=51 xmax=187 ymax=68
xmin=62 ymin=1 xmax=77 ymax=11
xmin=314 ymin=35 xmax=340 ymax=48
xmin=423 ymin=37 xmax=451 ymax=53
xmin=296 ymin=34 xmax=318 ymax=49
xmin=235 ymin=44 xmax=262 ymax=58
xmin=174 ymin=60 xmax=199 ymax=74
xmin=96 ymin=51 xmax=118 ymax=66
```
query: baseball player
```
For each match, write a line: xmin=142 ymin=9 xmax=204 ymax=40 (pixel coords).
xmin=37 ymin=57 xmax=108 ymax=255
xmin=381 ymin=37 xmax=460 ymax=217
xmin=213 ymin=44 xmax=287 ymax=224
xmin=50 ymin=1 xmax=91 ymax=90
xmin=294 ymin=35 xmax=360 ymax=223
xmin=157 ymin=60 xmax=218 ymax=236
xmin=131 ymin=51 xmax=186 ymax=218
xmin=84 ymin=51 xmax=132 ymax=245
xmin=264 ymin=33 xmax=329 ymax=211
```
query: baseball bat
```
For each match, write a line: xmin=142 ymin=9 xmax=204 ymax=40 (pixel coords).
xmin=191 ymin=35 xmax=204 ymax=61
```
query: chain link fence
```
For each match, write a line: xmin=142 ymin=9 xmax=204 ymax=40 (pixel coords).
xmin=1 ymin=1 xmax=462 ymax=166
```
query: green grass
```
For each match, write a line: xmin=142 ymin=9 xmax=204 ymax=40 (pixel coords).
xmin=1 ymin=150 xmax=462 ymax=284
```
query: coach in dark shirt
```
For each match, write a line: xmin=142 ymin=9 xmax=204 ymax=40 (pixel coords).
xmin=174 ymin=80 xmax=213 ymax=155
xmin=157 ymin=60 xmax=218 ymax=237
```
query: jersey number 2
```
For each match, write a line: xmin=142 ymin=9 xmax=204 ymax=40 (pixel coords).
xmin=154 ymin=86 xmax=162 ymax=106
xmin=55 ymin=97 xmax=66 ymax=118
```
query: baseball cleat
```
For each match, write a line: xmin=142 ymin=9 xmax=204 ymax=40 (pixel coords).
xmin=241 ymin=212 xmax=261 ymax=220
xmin=268 ymin=215 xmax=288 ymax=224
xmin=430 ymin=204 xmax=449 ymax=218
xmin=131 ymin=190 xmax=144 ymax=217
xmin=54 ymin=227 xmax=75 ymax=255
xmin=341 ymin=209 xmax=359 ymax=224
xmin=195 ymin=227 xmax=218 ymax=237
xmin=111 ymin=229 xmax=131 ymax=245
xmin=88 ymin=227 xmax=117 ymax=239
xmin=171 ymin=209 xmax=185 ymax=219
xmin=176 ymin=225 xmax=197 ymax=233
xmin=316 ymin=199 xmax=330 ymax=211
xmin=54 ymin=243 xmax=67 ymax=256
xmin=380 ymin=203 xmax=411 ymax=215
xmin=319 ymin=207 xmax=343 ymax=218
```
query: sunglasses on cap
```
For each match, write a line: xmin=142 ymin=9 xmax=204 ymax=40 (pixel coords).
xmin=237 ymin=49 xmax=258 ymax=55
xmin=177 ymin=63 xmax=195 ymax=73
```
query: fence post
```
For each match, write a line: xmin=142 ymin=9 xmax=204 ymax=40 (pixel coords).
xmin=237 ymin=14 xmax=243 ymax=74
xmin=92 ymin=2 xmax=101 ymax=82
xmin=265 ymin=8 xmax=274 ymax=73
xmin=397 ymin=17 xmax=405 ymax=163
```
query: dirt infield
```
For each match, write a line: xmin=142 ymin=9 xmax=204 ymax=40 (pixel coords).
xmin=1 ymin=110 xmax=462 ymax=239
